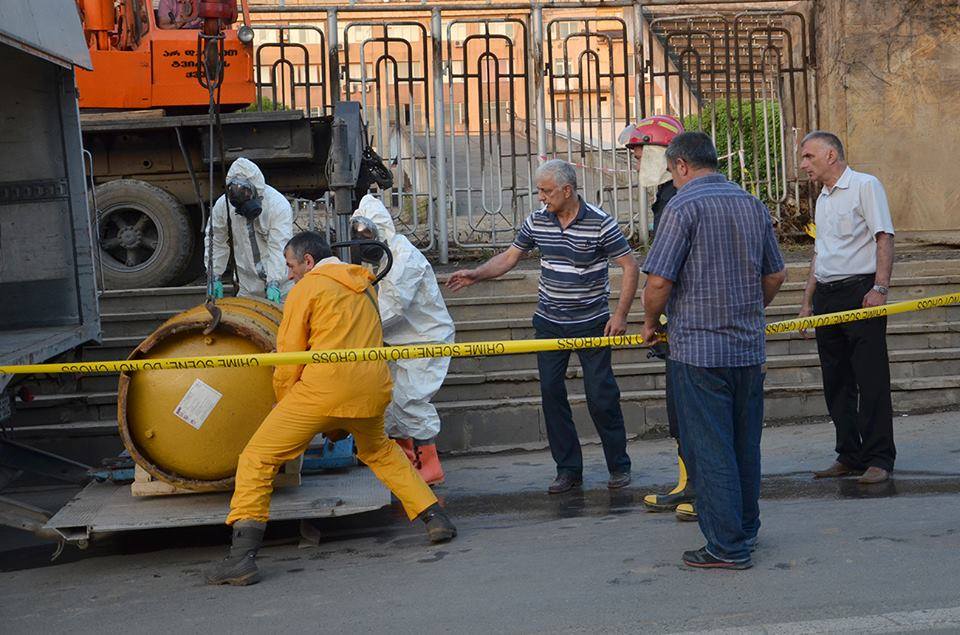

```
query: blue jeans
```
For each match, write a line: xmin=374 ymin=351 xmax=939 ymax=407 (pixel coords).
xmin=668 ymin=359 xmax=765 ymax=562
xmin=534 ymin=314 xmax=631 ymax=477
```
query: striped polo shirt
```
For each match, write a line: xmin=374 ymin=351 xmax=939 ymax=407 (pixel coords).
xmin=513 ymin=198 xmax=632 ymax=324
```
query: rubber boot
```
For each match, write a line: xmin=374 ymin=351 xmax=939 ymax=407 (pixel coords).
xmin=414 ymin=440 xmax=445 ymax=486
xmin=205 ymin=520 xmax=266 ymax=586
xmin=394 ymin=437 xmax=417 ymax=464
xmin=643 ymin=451 xmax=695 ymax=512
xmin=675 ymin=502 xmax=698 ymax=522
xmin=419 ymin=502 xmax=457 ymax=543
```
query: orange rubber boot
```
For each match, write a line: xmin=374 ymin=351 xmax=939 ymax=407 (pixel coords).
xmin=414 ymin=443 xmax=445 ymax=486
xmin=394 ymin=438 xmax=416 ymax=464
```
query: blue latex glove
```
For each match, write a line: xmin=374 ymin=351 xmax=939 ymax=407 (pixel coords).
xmin=266 ymin=283 xmax=282 ymax=304
xmin=212 ymin=278 xmax=224 ymax=299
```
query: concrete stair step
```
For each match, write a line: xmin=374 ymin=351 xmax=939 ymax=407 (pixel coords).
xmin=12 ymin=372 xmax=960 ymax=455
xmin=93 ymin=288 xmax=960 ymax=345
xmin=444 ymin=277 xmax=960 ymax=321
xmin=437 ymin=347 xmax=960 ymax=402
xmin=94 ymin=258 xmax=960 ymax=316
xmin=15 ymin=346 xmax=960 ymax=430
xmin=449 ymin=321 xmax=960 ymax=373
xmin=435 ymin=374 xmax=960 ymax=452
xmin=432 ymin=257 xmax=960 ymax=297
xmin=13 ymin=391 xmax=117 ymax=426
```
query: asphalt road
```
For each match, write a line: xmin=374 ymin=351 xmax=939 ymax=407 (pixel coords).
xmin=2 ymin=414 xmax=960 ymax=633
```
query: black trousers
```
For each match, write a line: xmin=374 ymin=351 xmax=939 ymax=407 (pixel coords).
xmin=813 ymin=275 xmax=896 ymax=471
xmin=533 ymin=314 xmax=631 ymax=477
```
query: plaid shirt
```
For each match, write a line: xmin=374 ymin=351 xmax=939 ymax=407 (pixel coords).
xmin=514 ymin=198 xmax=632 ymax=324
xmin=642 ymin=174 xmax=784 ymax=367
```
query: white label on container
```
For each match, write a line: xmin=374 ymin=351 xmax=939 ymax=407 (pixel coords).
xmin=173 ymin=379 xmax=222 ymax=430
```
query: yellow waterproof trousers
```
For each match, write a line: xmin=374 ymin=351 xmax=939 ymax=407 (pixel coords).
xmin=226 ymin=384 xmax=438 ymax=525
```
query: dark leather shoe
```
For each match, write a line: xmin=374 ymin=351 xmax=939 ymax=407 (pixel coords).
xmin=682 ymin=547 xmax=752 ymax=570
xmin=857 ymin=466 xmax=890 ymax=484
xmin=813 ymin=461 xmax=864 ymax=479
xmin=548 ymin=474 xmax=583 ymax=494
xmin=607 ymin=472 xmax=631 ymax=489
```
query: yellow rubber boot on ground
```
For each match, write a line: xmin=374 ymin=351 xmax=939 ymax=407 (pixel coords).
xmin=643 ymin=452 xmax=695 ymax=512
xmin=675 ymin=502 xmax=698 ymax=522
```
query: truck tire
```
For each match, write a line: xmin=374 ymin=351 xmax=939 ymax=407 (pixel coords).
xmin=94 ymin=179 xmax=194 ymax=289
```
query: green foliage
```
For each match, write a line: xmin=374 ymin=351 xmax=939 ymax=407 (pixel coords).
xmin=242 ymin=97 xmax=289 ymax=112
xmin=682 ymin=100 xmax=785 ymax=206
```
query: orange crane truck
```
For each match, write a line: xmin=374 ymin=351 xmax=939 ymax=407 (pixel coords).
xmin=74 ymin=0 xmax=390 ymax=289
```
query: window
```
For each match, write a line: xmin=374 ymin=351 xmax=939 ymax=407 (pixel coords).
xmin=291 ymin=27 xmax=323 ymax=45
xmin=552 ymin=59 xmax=566 ymax=76
xmin=343 ymin=24 xmax=373 ymax=45
xmin=449 ymin=23 xmax=468 ymax=44
xmin=487 ymin=22 xmax=515 ymax=39
xmin=448 ymin=59 xmax=464 ymax=82
xmin=257 ymin=66 xmax=273 ymax=84
xmin=255 ymin=28 xmax=279 ymax=45
xmin=454 ymin=102 xmax=466 ymax=125
xmin=392 ymin=25 xmax=423 ymax=42
xmin=555 ymin=99 xmax=568 ymax=119
xmin=556 ymin=21 xmax=579 ymax=40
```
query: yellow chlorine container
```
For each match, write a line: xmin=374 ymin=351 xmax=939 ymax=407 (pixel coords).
xmin=117 ymin=298 xmax=282 ymax=491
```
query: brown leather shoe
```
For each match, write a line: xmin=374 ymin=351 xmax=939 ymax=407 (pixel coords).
xmin=813 ymin=461 xmax=864 ymax=479
xmin=857 ymin=466 xmax=890 ymax=484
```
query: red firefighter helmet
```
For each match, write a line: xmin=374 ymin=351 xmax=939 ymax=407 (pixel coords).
xmin=619 ymin=115 xmax=684 ymax=148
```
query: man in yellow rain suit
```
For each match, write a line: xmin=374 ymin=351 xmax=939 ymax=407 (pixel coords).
xmin=206 ymin=230 xmax=456 ymax=586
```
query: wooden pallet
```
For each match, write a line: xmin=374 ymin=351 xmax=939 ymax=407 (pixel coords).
xmin=130 ymin=455 xmax=303 ymax=497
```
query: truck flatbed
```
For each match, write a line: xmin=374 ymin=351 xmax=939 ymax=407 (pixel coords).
xmin=45 ymin=468 xmax=390 ymax=545
xmin=79 ymin=108 xmax=306 ymax=132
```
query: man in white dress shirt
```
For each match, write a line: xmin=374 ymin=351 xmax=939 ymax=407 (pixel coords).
xmin=797 ymin=131 xmax=896 ymax=485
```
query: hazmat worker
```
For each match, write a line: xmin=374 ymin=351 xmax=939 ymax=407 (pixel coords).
xmin=205 ymin=157 xmax=293 ymax=304
xmin=205 ymin=230 xmax=456 ymax=586
xmin=350 ymin=195 xmax=455 ymax=486
xmin=620 ymin=116 xmax=697 ymax=521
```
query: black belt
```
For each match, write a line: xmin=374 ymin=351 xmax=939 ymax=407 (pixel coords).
xmin=816 ymin=273 xmax=874 ymax=292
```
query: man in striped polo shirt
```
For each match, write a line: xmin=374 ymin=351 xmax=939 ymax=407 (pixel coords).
xmin=448 ymin=159 xmax=639 ymax=494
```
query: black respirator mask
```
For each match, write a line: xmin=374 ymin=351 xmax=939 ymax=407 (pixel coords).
xmin=227 ymin=179 xmax=263 ymax=221
xmin=349 ymin=216 xmax=386 ymax=265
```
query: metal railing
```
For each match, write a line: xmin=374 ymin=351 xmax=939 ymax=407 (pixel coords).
xmin=249 ymin=1 xmax=816 ymax=262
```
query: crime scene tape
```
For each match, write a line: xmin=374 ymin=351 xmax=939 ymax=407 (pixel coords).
xmin=1 ymin=291 xmax=958 ymax=376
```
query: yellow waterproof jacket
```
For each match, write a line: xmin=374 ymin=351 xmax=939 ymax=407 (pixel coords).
xmin=273 ymin=260 xmax=393 ymax=417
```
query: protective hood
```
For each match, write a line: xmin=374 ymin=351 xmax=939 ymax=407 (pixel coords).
xmin=638 ymin=145 xmax=672 ymax=188
xmin=226 ymin=157 xmax=266 ymax=199
xmin=352 ymin=194 xmax=396 ymax=242
xmin=310 ymin=261 xmax=376 ymax=294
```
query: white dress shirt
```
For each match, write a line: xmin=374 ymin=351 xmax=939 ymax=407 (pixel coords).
xmin=814 ymin=166 xmax=895 ymax=283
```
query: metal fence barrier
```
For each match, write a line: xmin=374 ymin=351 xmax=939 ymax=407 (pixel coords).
xmin=249 ymin=1 xmax=817 ymax=263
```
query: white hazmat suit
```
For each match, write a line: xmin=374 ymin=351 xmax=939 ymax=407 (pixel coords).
xmin=352 ymin=195 xmax=455 ymax=440
xmin=205 ymin=157 xmax=294 ymax=300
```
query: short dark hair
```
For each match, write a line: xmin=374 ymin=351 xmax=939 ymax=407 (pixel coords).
xmin=801 ymin=130 xmax=845 ymax=161
xmin=665 ymin=132 xmax=719 ymax=170
xmin=285 ymin=231 xmax=333 ymax=262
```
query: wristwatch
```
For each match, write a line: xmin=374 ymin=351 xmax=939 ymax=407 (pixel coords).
xmin=872 ymin=284 xmax=889 ymax=295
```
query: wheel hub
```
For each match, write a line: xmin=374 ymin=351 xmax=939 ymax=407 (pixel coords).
xmin=118 ymin=225 xmax=142 ymax=249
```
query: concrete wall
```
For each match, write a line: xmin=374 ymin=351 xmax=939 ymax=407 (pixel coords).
xmin=815 ymin=0 xmax=960 ymax=237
